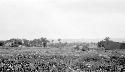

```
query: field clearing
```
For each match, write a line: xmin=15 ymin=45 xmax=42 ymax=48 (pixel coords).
xmin=0 ymin=46 xmax=124 ymax=56
xmin=0 ymin=47 xmax=83 ymax=56
xmin=0 ymin=47 xmax=100 ymax=56
xmin=0 ymin=46 xmax=125 ymax=59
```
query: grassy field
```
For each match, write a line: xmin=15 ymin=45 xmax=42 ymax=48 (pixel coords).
xmin=0 ymin=47 xmax=125 ymax=72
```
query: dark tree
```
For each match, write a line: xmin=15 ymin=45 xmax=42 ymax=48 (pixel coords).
xmin=8 ymin=38 xmax=22 ymax=47
xmin=0 ymin=41 xmax=4 ymax=46
xmin=58 ymin=38 xmax=61 ymax=44
xmin=104 ymin=37 xmax=110 ymax=41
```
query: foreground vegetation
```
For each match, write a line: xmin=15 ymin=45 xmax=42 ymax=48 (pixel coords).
xmin=0 ymin=47 xmax=124 ymax=72
xmin=0 ymin=37 xmax=125 ymax=72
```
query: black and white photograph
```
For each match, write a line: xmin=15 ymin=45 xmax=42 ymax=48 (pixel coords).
xmin=0 ymin=0 xmax=125 ymax=72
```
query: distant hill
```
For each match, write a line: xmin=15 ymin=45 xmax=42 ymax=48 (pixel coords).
xmin=48 ymin=38 xmax=101 ymax=43
xmin=111 ymin=38 xmax=125 ymax=42
xmin=49 ymin=38 xmax=125 ymax=43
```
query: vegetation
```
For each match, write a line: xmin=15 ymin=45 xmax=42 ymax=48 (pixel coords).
xmin=97 ymin=37 xmax=125 ymax=50
xmin=0 ymin=37 xmax=49 ymax=47
xmin=0 ymin=48 xmax=124 ymax=72
xmin=0 ymin=37 xmax=125 ymax=72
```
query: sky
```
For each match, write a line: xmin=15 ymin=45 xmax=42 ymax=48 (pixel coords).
xmin=0 ymin=0 xmax=125 ymax=40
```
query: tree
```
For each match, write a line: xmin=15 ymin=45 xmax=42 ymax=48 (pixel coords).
xmin=22 ymin=39 xmax=30 ymax=47
xmin=30 ymin=39 xmax=42 ymax=47
xmin=104 ymin=37 xmax=110 ymax=41
xmin=5 ymin=38 xmax=22 ymax=47
xmin=12 ymin=39 xmax=22 ymax=47
xmin=40 ymin=37 xmax=49 ymax=47
xmin=58 ymin=38 xmax=61 ymax=44
xmin=0 ymin=41 xmax=4 ymax=46
xmin=51 ymin=40 xmax=54 ymax=43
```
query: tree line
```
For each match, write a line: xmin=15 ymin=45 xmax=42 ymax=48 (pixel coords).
xmin=0 ymin=37 xmax=49 ymax=47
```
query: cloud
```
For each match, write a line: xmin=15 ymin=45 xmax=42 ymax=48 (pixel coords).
xmin=52 ymin=0 xmax=125 ymax=13
xmin=0 ymin=0 xmax=125 ymax=39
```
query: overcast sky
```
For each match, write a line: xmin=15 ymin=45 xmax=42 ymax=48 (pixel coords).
xmin=0 ymin=0 xmax=125 ymax=40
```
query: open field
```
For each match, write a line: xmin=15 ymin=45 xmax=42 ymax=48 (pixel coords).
xmin=0 ymin=47 xmax=125 ymax=72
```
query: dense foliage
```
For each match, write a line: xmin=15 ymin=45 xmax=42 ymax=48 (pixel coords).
xmin=0 ymin=37 xmax=49 ymax=47
xmin=0 ymin=51 xmax=124 ymax=72
xmin=97 ymin=37 xmax=125 ymax=50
